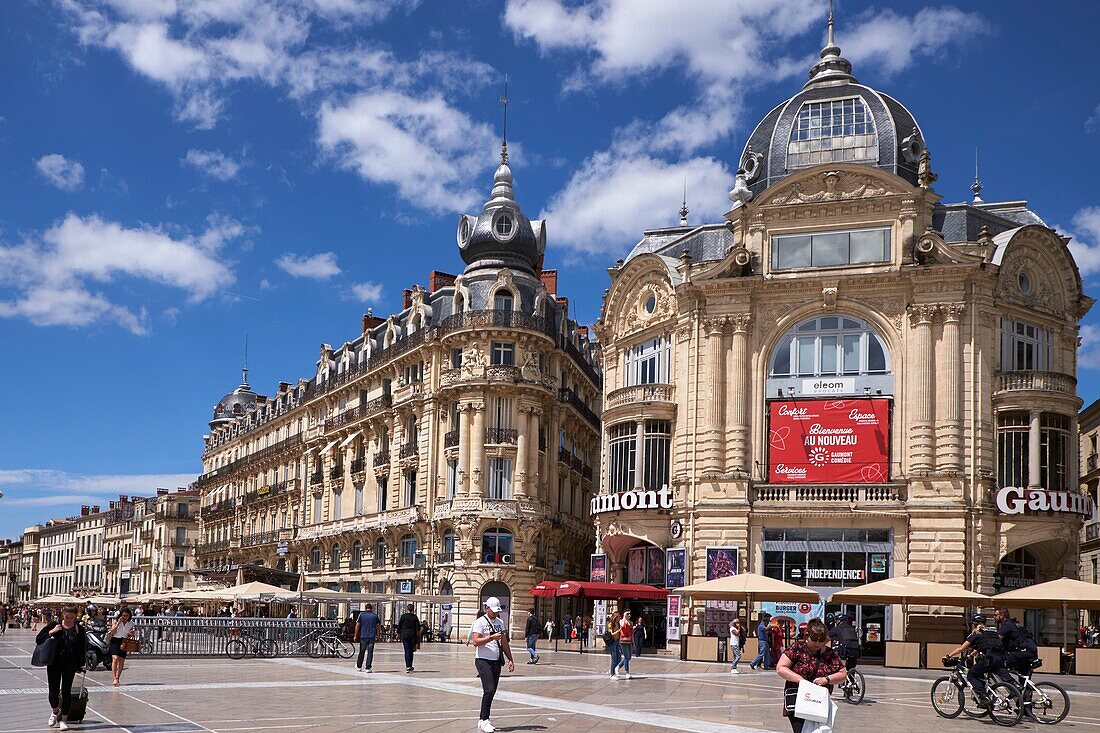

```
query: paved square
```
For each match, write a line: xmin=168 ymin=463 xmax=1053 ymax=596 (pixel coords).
xmin=2 ymin=630 xmax=1098 ymax=732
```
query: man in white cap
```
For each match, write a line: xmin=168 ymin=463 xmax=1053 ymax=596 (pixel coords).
xmin=469 ymin=597 xmax=515 ymax=732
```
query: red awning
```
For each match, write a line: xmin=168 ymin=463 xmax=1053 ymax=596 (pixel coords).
xmin=553 ymin=581 xmax=669 ymax=601
xmin=529 ymin=581 xmax=563 ymax=597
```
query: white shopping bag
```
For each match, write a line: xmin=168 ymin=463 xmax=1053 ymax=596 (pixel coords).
xmin=802 ymin=698 xmax=838 ymax=733
xmin=794 ymin=679 xmax=831 ymax=723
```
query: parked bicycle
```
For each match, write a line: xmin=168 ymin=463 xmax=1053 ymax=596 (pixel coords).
xmin=307 ymin=628 xmax=354 ymax=659
xmin=932 ymin=656 xmax=1023 ymax=726
xmin=1006 ymin=659 xmax=1069 ymax=725
xmin=226 ymin=626 xmax=278 ymax=659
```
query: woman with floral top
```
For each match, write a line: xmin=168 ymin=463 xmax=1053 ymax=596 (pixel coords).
xmin=776 ymin=618 xmax=846 ymax=733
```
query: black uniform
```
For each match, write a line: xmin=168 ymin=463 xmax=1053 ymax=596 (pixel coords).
xmin=828 ymin=623 xmax=861 ymax=670
xmin=998 ymin=618 xmax=1039 ymax=677
xmin=967 ymin=627 xmax=1006 ymax=698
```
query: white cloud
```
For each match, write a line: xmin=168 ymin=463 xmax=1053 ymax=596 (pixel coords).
xmin=0 ymin=213 xmax=243 ymax=334
xmin=541 ymin=153 xmax=733 ymax=256
xmin=35 ymin=153 xmax=85 ymax=191
xmin=350 ymin=280 xmax=383 ymax=303
xmin=1080 ymin=324 xmax=1100 ymax=371
xmin=318 ymin=90 xmax=498 ymax=212
xmin=1088 ymin=103 xmax=1100 ymax=133
xmin=1059 ymin=207 xmax=1100 ymax=277
xmin=841 ymin=7 xmax=989 ymax=76
xmin=0 ymin=468 xmax=198 ymax=497
xmin=276 ymin=251 xmax=341 ymax=279
xmin=183 ymin=148 xmax=243 ymax=181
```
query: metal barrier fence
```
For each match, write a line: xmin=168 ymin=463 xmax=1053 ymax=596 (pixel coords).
xmin=129 ymin=617 xmax=340 ymax=657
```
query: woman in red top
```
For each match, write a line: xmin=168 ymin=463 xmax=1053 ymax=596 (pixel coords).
xmin=769 ymin=618 xmax=785 ymax=667
xmin=776 ymin=618 xmax=846 ymax=733
xmin=616 ymin=610 xmax=635 ymax=679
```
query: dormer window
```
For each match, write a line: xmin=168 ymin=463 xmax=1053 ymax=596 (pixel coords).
xmin=492 ymin=211 xmax=516 ymax=241
xmin=493 ymin=289 xmax=514 ymax=312
xmin=787 ymin=97 xmax=877 ymax=169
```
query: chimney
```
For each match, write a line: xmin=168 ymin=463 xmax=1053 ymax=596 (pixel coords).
xmin=362 ymin=310 xmax=384 ymax=334
xmin=278 ymin=381 xmax=291 ymax=393
xmin=402 ymin=288 xmax=413 ymax=309
xmin=157 ymin=487 xmax=169 ymax=496
xmin=539 ymin=269 xmax=558 ymax=296
xmin=92 ymin=506 xmax=100 ymax=514
xmin=429 ymin=271 xmax=457 ymax=293
xmin=80 ymin=506 xmax=89 ymax=516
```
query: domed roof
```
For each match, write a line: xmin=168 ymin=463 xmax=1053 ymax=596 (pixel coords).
xmin=209 ymin=366 xmax=262 ymax=429
xmin=735 ymin=13 xmax=926 ymax=199
xmin=457 ymin=143 xmax=546 ymax=276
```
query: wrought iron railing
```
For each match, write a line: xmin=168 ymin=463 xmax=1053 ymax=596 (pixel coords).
xmin=559 ymin=387 xmax=600 ymax=429
xmin=374 ymin=452 xmax=390 ymax=468
xmin=400 ymin=442 xmax=419 ymax=459
xmin=444 ymin=430 xmax=460 ymax=448
xmin=350 ymin=457 xmax=365 ymax=474
xmin=485 ymin=427 xmax=518 ymax=444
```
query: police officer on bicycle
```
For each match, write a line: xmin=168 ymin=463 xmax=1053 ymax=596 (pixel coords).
xmin=947 ymin=614 xmax=1008 ymax=705
xmin=994 ymin=607 xmax=1039 ymax=678
xmin=828 ymin=614 xmax=861 ymax=671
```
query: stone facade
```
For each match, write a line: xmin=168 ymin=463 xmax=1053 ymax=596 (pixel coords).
xmin=592 ymin=29 xmax=1092 ymax=645
xmin=1079 ymin=399 xmax=1100 ymax=615
xmin=73 ymin=506 xmax=106 ymax=596
xmin=129 ymin=489 xmax=200 ymax=594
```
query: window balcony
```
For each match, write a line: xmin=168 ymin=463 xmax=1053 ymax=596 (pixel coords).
xmin=396 ymin=555 xmax=416 ymax=568
xmin=373 ymin=452 xmax=390 ymax=468
xmin=436 ymin=551 xmax=455 ymax=564
xmin=558 ymin=388 xmax=600 ymax=429
xmin=753 ymin=484 xmax=904 ymax=504
xmin=372 ymin=556 xmax=385 ymax=569
xmin=1084 ymin=521 xmax=1100 ymax=545
xmin=444 ymin=430 xmax=460 ymax=448
xmin=329 ymin=465 xmax=344 ymax=480
xmin=606 ymin=383 xmax=675 ymax=410
xmin=485 ymin=427 xmax=517 ymax=445
xmin=350 ymin=457 xmax=365 ymax=475
xmin=400 ymin=442 xmax=419 ymax=460
xmin=310 ymin=472 xmax=324 ymax=486
xmin=994 ymin=370 xmax=1076 ymax=397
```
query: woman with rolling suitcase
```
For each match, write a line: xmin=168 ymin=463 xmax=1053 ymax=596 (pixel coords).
xmin=35 ymin=604 xmax=87 ymax=731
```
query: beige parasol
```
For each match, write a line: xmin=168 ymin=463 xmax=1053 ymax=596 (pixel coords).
xmin=678 ymin=573 xmax=821 ymax=603
xmin=994 ymin=577 xmax=1100 ymax=647
xmin=829 ymin=575 xmax=989 ymax=640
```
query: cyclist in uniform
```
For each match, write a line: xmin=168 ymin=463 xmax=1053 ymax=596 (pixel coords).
xmin=947 ymin=614 xmax=1007 ymax=705
xmin=827 ymin=614 xmax=861 ymax=671
xmin=994 ymin=607 xmax=1039 ymax=678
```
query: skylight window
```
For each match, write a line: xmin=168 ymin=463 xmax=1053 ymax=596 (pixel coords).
xmin=787 ymin=98 xmax=877 ymax=168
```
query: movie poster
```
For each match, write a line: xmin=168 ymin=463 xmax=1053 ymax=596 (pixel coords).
xmin=646 ymin=547 xmax=666 ymax=586
xmin=665 ymin=548 xmax=686 ymax=588
xmin=589 ymin=553 xmax=607 ymax=583
xmin=628 ymin=547 xmax=646 ymax=584
xmin=666 ymin=594 xmax=682 ymax=642
xmin=706 ymin=547 xmax=739 ymax=581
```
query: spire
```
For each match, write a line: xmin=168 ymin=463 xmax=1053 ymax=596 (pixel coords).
xmin=485 ymin=77 xmax=518 ymax=212
xmin=240 ymin=336 xmax=250 ymax=387
xmin=679 ymin=178 xmax=690 ymax=225
xmin=971 ymin=148 xmax=984 ymax=203
xmin=499 ymin=75 xmax=509 ymax=165
xmin=805 ymin=0 xmax=856 ymax=89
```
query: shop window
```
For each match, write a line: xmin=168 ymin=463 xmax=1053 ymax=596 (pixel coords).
xmin=770 ymin=316 xmax=889 ymax=377
xmin=609 ymin=423 xmax=637 ymax=492
xmin=994 ymin=548 xmax=1037 ymax=593
xmin=623 ymin=335 xmax=671 ymax=386
xmin=482 ymin=528 xmax=514 ymax=564
xmin=1001 ymin=318 xmax=1051 ymax=372
xmin=997 ymin=411 xmax=1030 ymax=488
xmin=1040 ymin=413 xmax=1070 ymax=491
xmin=487 ymin=458 xmax=512 ymax=500
xmin=642 ymin=420 xmax=671 ymax=490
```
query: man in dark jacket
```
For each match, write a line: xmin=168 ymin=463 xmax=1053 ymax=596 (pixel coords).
xmin=397 ymin=604 xmax=420 ymax=673
xmin=37 ymin=604 xmax=87 ymax=730
xmin=995 ymin=607 xmax=1039 ymax=677
xmin=524 ymin=610 xmax=541 ymax=664
xmin=750 ymin=613 xmax=771 ymax=670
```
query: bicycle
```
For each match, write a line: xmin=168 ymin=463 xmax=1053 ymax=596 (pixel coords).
xmin=932 ymin=656 xmax=1023 ymax=727
xmin=831 ymin=642 xmax=865 ymax=705
xmin=1006 ymin=659 xmax=1070 ymax=725
xmin=226 ymin=626 xmax=278 ymax=659
xmin=307 ymin=628 xmax=354 ymax=659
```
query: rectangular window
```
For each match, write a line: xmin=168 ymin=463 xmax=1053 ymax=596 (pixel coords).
xmin=355 ymin=484 xmax=364 ymax=515
xmin=175 ymin=527 xmax=187 ymax=546
xmin=490 ymin=397 xmax=513 ymax=429
xmin=446 ymin=460 xmax=458 ymax=499
xmin=332 ymin=491 xmax=342 ymax=520
xmin=1040 ymin=413 xmax=1070 ymax=491
xmin=451 ymin=347 xmax=463 ymax=368
xmin=1001 ymin=318 xmax=1052 ymax=371
xmin=313 ymin=495 xmax=323 ymax=524
xmin=487 ymin=458 xmax=512 ymax=500
xmin=378 ymin=476 xmax=388 ymax=512
xmin=997 ymin=411 xmax=1030 ymax=488
xmin=491 ymin=341 xmax=515 ymax=366
xmin=609 ymin=423 xmax=638 ymax=492
xmin=404 ymin=471 xmax=417 ymax=506
xmin=174 ymin=553 xmax=185 ymax=571
xmin=642 ymin=420 xmax=672 ymax=490
xmin=624 ymin=335 xmax=671 ymax=386
xmin=772 ymin=228 xmax=890 ymax=270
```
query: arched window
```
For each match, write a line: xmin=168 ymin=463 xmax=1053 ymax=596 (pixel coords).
xmin=330 ymin=545 xmax=341 ymax=571
xmin=770 ymin=316 xmax=889 ymax=377
xmin=374 ymin=538 xmax=386 ymax=568
xmin=309 ymin=546 xmax=321 ymax=571
xmin=493 ymin=289 xmax=514 ymax=312
xmin=350 ymin=541 xmax=362 ymax=570
xmin=440 ymin=579 xmax=453 ymax=596
xmin=481 ymin=528 xmax=514 ymax=565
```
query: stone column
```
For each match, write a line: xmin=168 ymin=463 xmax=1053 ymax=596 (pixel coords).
xmin=936 ymin=304 xmax=965 ymax=473
xmin=471 ymin=401 xmax=486 ymax=497
xmin=634 ymin=418 xmax=646 ymax=489
xmin=515 ymin=405 xmax=530 ymax=496
xmin=528 ymin=408 xmax=542 ymax=497
xmin=908 ymin=305 xmax=937 ymax=473
xmin=1029 ymin=410 xmax=1042 ymax=488
xmin=458 ymin=404 xmax=471 ymax=495
xmin=704 ymin=317 xmax=725 ymax=472
xmin=726 ymin=314 xmax=751 ymax=473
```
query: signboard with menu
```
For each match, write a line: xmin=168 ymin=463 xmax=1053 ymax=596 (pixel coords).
xmin=768 ymin=398 xmax=890 ymax=483
xmin=666 ymin=595 xmax=681 ymax=642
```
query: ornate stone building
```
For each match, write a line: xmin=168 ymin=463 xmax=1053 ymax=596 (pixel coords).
xmin=195 ymin=142 xmax=600 ymax=630
xmin=592 ymin=20 xmax=1092 ymax=646
xmin=73 ymin=505 xmax=106 ymax=596
xmin=129 ymin=489 xmax=200 ymax=594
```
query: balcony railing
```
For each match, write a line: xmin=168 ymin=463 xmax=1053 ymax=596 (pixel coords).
xmin=198 ymin=539 xmax=232 ymax=554
xmin=396 ymin=555 xmax=416 ymax=568
xmin=310 ymin=472 xmax=324 ymax=486
xmin=350 ymin=457 xmax=365 ymax=474
xmin=372 ymin=556 xmax=385 ymax=569
xmin=439 ymin=309 xmax=557 ymax=338
xmin=559 ymin=388 xmax=600 ymax=429
xmin=444 ymin=430 xmax=460 ymax=448
xmin=241 ymin=531 xmax=281 ymax=548
xmin=558 ymin=447 xmax=571 ymax=465
xmin=374 ymin=452 xmax=390 ymax=468
xmin=436 ymin=551 xmax=455 ymax=564
xmin=139 ymin=529 xmax=153 ymax=541
xmin=606 ymin=383 xmax=675 ymax=409
xmin=243 ymin=481 xmax=295 ymax=505
xmin=400 ymin=442 xmax=419 ymax=459
xmin=324 ymin=394 xmax=393 ymax=432
xmin=994 ymin=370 xmax=1077 ymax=396
xmin=485 ymin=427 xmax=518 ymax=445
xmin=329 ymin=465 xmax=344 ymax=480
xmin=104 ymin=556 xmax=120 ymax=567
xmin=203 ymin=498 xmax=237 ymax=516
xmin=1086 ymin=522 xmax=1100 ymax=543
xmin=754 ymin=484 xmax=904 ymax=503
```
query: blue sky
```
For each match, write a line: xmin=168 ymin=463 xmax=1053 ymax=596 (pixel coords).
xmin=2 ymin=0 xmax=1099 ymax=538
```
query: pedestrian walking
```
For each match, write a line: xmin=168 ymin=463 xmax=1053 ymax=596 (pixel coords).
xmin=106 ymin=607 xmax=136 ymax=687
xmin=769 ymin=617 xmax=785 ymax=668
xmin=397 ymin=603 xmax=420 ymax=673
xmin=0 ymin=604 xmax=7 ymax=635
xmin=470 ymin=597 xmax=515 ymax=732
xmin=544 ymin=618 xmax=554 ymax=641
xmin=633 ymin=616 xmax=647 ymax=657
xmin=617 ymin=610 xmax=635 ymax=678
xmin=729 ymin=618 xmax=744 ymax=674
xmin=606 ymin=611 xmax=623 ymax=679
xmin=579 ymin=616 xmax=590 ymax=652
xmin=776 ymin=618 xmax=846 ymax=733
xmin=523 ymin=609 xmax=541 ymax=664
xmin=467 ymin=609 xmax=486 ymax=645
xmin=562 ymin=613 xmax=572 ymax=644
xmin=749 ymin=612 xmax=771 ymax=669
xmin=38 ymin=604 xmax=87 ymax=731
xmin=354 ymin=603 xmax=381 ymax=672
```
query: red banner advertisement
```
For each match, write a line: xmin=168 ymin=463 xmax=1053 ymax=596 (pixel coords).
xmin=768 ymin=398 xmax=889 ymax=483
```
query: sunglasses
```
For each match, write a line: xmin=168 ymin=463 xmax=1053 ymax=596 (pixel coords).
xmin=807 ymin=634 xmax=827 ymax=642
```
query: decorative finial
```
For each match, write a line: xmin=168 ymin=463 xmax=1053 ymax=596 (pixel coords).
xmin=827 ymin=0 xmax=835 ymax=47
xmin=679 ymin=178 xmax=689 ymax=225
xmin=971 ymin=148 xmax=984 ymax=203
xmin=917 ymin=148 xmax=937 ymax=189
xmin=499 ymin=76 xmax=509 ymax=165
xmin=805 ymin=0 xmax=855 ymax=88
xmin=241 ymin=335 xmax=249 ymax=387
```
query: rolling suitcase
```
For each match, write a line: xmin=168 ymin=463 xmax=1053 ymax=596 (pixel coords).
xmin=68 ymin=673 xmax=89 ymax=723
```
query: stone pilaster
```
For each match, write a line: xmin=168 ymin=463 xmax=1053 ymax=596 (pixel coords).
xmin=703 ymin=317 xmax=725 ymax=472
xmin=908 ymin=304 xmax=937 ymax=473
xmin=471 ymin=401 xmax=486 ymax=496
xmin=935 ymin=304 xmax=965 ymax=473
xmin=515 ymin=404 xmax=530 ymax=496
xmin=726 ymin=314 xmax=751 ymax=474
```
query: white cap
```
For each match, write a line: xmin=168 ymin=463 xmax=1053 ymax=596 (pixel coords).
xmin=484 ymin=597 xmax=503 ymax=613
